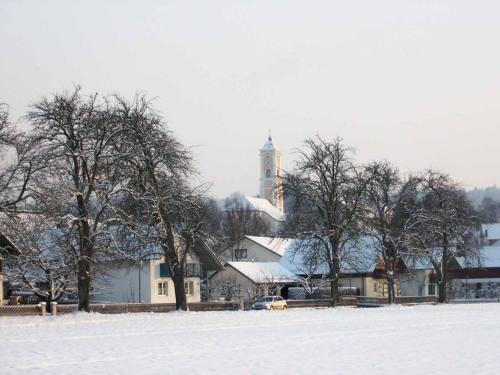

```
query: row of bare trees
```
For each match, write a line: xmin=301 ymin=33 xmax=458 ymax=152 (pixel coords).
xmin=0 ymin=89 xmax=213 ymax=311
xmin=284 ymin=137 xmax=479 ymax=305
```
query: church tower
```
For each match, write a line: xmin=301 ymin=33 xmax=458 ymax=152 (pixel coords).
xmin=259 ymin=135 xmax=284 ymax=212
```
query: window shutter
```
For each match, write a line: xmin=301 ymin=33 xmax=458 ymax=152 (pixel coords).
xmin=160 ymin=263 xmax=170 ymax=277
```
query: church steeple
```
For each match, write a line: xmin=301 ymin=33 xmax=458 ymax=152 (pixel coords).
xmin=259 ymin=135 xmax=283 ymax=212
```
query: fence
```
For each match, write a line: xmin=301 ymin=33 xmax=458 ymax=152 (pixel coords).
xmin=356 ymin=296 xmax=438 ymax=308
xmin=287 ymin=298 xmax=357 ymax=309
xmin=0 ymin=303 xmax=47 ymax=317
xmin=0 ymin=301 xmax=241 ymax=317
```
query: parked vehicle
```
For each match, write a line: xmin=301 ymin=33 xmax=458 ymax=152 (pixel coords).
xmin=252 ymin=296 xmax=287 ymax=310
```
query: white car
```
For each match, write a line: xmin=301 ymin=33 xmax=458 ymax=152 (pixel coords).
xmin=252 ymin=296 xmax=287 ymax=310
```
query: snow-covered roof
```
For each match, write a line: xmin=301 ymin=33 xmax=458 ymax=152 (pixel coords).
xmin=482 ymin=224 xmax=500 ymax=241
xmin=458 ymin=246 xmax=500 ymax=268
xmin=227 ymin=262 xmax=298 ymax=284
xmin=279 ymin=237 xmax=379 ymax=276
xmin=222 ymin=195 xmax=285 ymax=222
xmin=245 ymin=236 xmax=295 ymax=256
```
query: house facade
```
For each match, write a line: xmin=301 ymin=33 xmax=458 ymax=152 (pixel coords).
xmin=93 ymin=241 xmax=224 ymax=304
xmin=452 ymin=245 xmax=500 ymax=300
xmin=208 ymin=261 xmax=298 ymax=302
xmin=0 ymin=232 xmax=20 ymax=305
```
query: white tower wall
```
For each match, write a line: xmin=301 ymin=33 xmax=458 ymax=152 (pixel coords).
xmin=259 ymin=136 xmax=284 ymax=212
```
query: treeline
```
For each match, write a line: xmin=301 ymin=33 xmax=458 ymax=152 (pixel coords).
xmin=0 ymin=87 xmax=488 ymax=310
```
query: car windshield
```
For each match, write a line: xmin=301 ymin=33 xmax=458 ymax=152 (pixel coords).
xmin=257 ymin=296 xmax=274 ymax=302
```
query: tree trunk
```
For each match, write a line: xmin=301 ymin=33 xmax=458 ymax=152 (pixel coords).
xmin=329 ymin=261 xmax=340 ymax=307
xmin=386 ymin=275 xmax=395 ymax=305
xmin=77 ymin=256 xmax=91 ymax=312
xmin=172 ymin=265 xmax=187 ymax=311
xmin=439 ymin=233 xmax=450 ymax=303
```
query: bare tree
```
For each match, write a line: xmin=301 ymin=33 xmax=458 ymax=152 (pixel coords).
xmin=284 ymin=136 xmax=369 ymax=305
xmin=0 ymin=103 xmax=38 ymax=212
xmin=363 ymin=161 xmax=420 ymax=304
xmin=2 ymin=213 xmax=78 ymax=306
xmin=410 ymin=170 xmax=479 ymax=303
xmin=115 ymin=94 xmax=209 ymax=311
xmin=220 ymin=192 xmax=270 ymax=244
xmin=25 ymin=88 xmax=134 ymax=311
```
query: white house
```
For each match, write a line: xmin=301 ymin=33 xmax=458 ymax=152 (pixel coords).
xmin=452 ymin=245 xmax=500 ymax=299
xmin=93 ymin=241 xmax=224 ymax=304
xmin=218 ymin=235 xmax=443 ymax=299
xmin=218 ymin=235 xmax=293 ymax=263
xmin=208 ymin=261 xmax=298 ymax=302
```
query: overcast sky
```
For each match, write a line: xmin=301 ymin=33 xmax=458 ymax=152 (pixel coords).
xmin=1 ymin=0 xmax=499 ymax=198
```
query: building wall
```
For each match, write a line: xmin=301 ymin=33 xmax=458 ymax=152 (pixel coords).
xmin=92 ymin=262 xmax=152 ymax=303
xmin=260 ymin=143 xmax=284 ymax=212
xmin=452 ymin=278 xmax=500 ymax=299
xmin=209 ymin=266 xmax=260 ymax=302
xmin=219 ymin=237 xmax=282 ymax=263
xmin=399 ymin=270 xmax=436 ymax=297
xmin=149 ymin=258 xmax=201 ymax=304
xmin=92 ymin=256 xmax=202 ymax=304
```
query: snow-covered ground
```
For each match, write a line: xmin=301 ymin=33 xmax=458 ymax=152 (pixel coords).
xmin=1 ymin=304 xmax=500 ymax=374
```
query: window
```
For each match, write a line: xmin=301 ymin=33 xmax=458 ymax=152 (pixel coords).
xmin=184 ymin=281 xmax=194 ymax=296
xmin=476 ymin=283 xmax=482 ymax=291
xmin=234 ymin=249 xmax=247 ymax=260
xmin=266 ymin=169 xmax=271 ymax=178
xmin=373 ymin=283 xmax=377 ymax=292
xmin=159 ymin=263 xmax=170 ymax=278
xmin=158 ymin=282 xmax=168 ymax=296
xmin=428 ymin=284 xmax=436 ymax=296
xmin=184 ymin=263 xmax=201 ymax=277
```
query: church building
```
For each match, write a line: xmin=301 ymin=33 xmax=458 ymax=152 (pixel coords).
xmin=221 ymin=135 xmax=286 ymax=235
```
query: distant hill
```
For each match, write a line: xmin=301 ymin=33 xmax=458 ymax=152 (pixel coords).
xmin=467 ymin=186 xmax=500 ymax=207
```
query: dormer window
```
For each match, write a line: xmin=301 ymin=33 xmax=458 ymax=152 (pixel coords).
xmin=235 ymin=249 xmax=247 ymax=260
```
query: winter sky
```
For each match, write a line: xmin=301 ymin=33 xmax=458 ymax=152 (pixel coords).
xmin=1 ymin=0 xmax=499 ymax=197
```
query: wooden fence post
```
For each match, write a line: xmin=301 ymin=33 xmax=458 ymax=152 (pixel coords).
xmin=39 ymin=302 xmax=47 ymax=316
xmin=50 ymin=302 xmax=57 ymax=316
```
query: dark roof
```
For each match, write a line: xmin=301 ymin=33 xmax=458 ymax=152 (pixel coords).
xmin=192 ymin=239 xmax=224 ymax=271
xmin=0 ymin=231 xmax=20 ymax=255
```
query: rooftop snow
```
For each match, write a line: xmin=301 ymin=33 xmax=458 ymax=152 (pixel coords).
xmin=222 ymin=195 xmax=285 ymax=221
xmin=458 ymin=246 xmax=500 ymax=268
xmin=245 ymin=236 xmax=295 ymax=256
xmin=228 ymin=261 xmax=298 ymax=284
xmin=279 ymin=237 xmax=379 ymax=276
xmin=482 ymin=223 xmax=500 ymax=240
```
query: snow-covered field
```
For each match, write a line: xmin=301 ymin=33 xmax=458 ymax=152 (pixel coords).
xmin=1 ymin=304 xmax=500 ymax=374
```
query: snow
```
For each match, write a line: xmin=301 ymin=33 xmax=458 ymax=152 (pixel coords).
xmin=222 ymin=195 xmax=285 ymax=221
xmin=1 ymin=304 xmax=500 ymax=374
xmin=227 ymin=261 xmax=298 ymax=283
xmin=279 ymin=237 xmax=380 ymax=276
xmin=458 ymin=246 xmax=500 ymax=268
xmin=482 ymin=223 xmax=500 ymax=240
xmin=246 ymin=235 xmax=295 ymax=256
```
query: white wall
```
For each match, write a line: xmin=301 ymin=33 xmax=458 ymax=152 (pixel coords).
xmin=219 ymin=237 xmax=281 ymax=263
xmin=149 ymin=258 xmax=201 ymax=304
xmin=209 ymin=266 xmax=258 ymax=302
xmin=92 ymin=257 xmax=202 ymax=304
xmin=92 ymin=262 xmax=152 ymax=303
